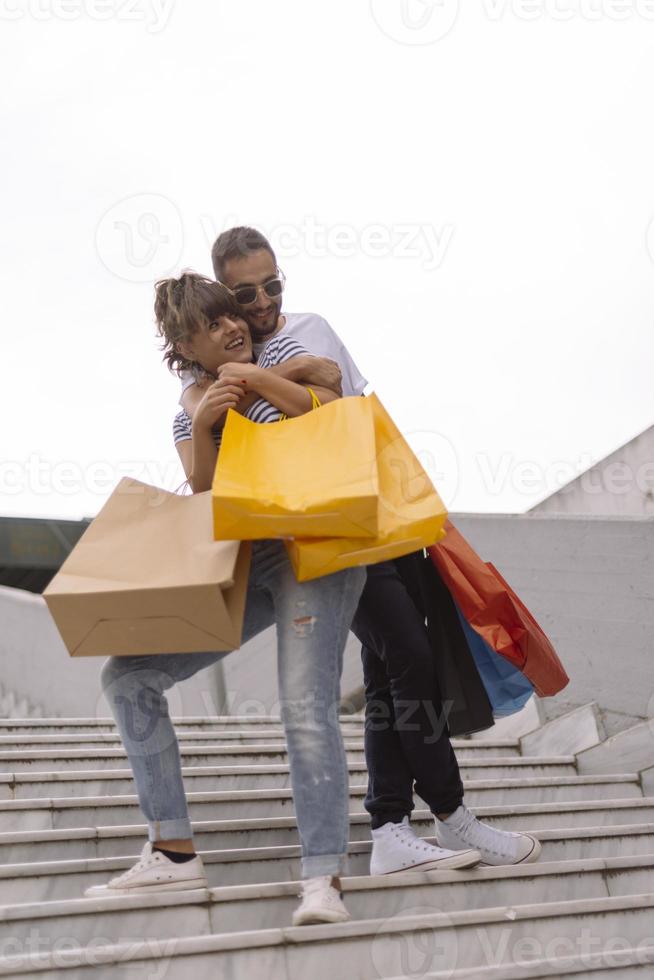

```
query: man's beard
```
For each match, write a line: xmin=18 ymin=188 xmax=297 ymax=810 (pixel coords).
xmin=246 ymin=302 xmax=283 ymax=340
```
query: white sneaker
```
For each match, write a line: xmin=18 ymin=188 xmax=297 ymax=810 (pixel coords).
xmin=370 ymin=816 xmax=481 ymax=875
xmin=83 ymin=842 xmax=208 ymax=898
xmin=292 ymin=876 xmax=350 ymax=926
xmin=435 ymin=804 xmax=542 ymax=866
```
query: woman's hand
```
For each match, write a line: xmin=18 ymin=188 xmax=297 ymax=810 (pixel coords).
xmin=215 ymin=361 xmax=262 ymax=391
xmin=192 ymin=380 xmax=246 ymax=432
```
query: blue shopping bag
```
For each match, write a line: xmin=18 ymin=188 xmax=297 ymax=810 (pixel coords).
xmin=453 ymin=600 xmax=534 ymax=718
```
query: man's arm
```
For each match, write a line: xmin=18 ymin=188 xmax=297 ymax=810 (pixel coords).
xmin=180 ymin=355 xmax=342 ymax=420
xmin=217 ymin=362 xmax=339 ymax=418
xmin=180 ymin=378 xmax=209 ymax=419
xmin=269 ymin=355 xmax=342 ymax=396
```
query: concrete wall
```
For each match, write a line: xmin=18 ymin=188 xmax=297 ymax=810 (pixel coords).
xmin=0 ymin=584 xmax=362 ymax=721
xmin=0 ymin=587 xmax=228 ymax=719
xmin=453 ymin=513 xmax=654 ymax=735
xmin=2 ymin=513 xmax=652 ymax=731
xmin=222 ymin=513 xmax=654 ymax=732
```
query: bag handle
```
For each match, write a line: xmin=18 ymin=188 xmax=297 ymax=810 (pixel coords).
xmin=279 ymin=386 xmax=322 ymax=422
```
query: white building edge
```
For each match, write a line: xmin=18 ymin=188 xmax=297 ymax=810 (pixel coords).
xmin=529 ymin=421 xmax=654 ymax=516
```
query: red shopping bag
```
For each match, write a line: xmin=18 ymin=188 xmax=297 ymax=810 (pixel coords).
xmin=428 ymin=520 xmax=569 ymax=697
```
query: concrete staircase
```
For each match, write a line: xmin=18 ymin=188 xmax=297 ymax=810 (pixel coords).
xmin=0 ymin=706 xmax=653 ymax=978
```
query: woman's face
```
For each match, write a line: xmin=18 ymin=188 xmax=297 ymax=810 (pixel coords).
xmin=180 ymin=312 xmax=253 ymax=374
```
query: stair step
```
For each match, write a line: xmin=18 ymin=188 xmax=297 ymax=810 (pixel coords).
xmin=0 ymin=715 xmax=366 ymax=733
xmin=0 ymin=739 xmax=520 ymax=772
xmin=0 ymin=728 xmax=370 ymax=748
xmin=385 ymin=949 xmax=654 ymax=979
xmin=0 ymin=757 xmax=579 ymax=799
xmin=1 ymin=855 xmax=652 ymax=949
xmin=0 ymin=776 xmax=641 ymax=832
xmin=1 ymin=798 xmax=652 ymax=863
xmin=2 ymin=822 xmax=654 ymax=904
xmin=0 ymin=701 xmax=650 ymax=976
xmin=520 ymin=703 xmax=605 ymax=758
xmin=0 ymin=893 xmax=652 ymax=978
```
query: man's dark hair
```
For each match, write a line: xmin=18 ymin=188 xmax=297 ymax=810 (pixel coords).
xmin=211 ymin=226 xmax=277 ymax=280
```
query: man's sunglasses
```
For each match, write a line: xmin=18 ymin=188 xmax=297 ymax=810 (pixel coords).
xmin=219 ymin=271 xmax=286 ymax=307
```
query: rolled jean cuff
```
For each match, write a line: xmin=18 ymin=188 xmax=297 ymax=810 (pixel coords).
xmin=302 ymin=852 xmax=347 ymax=879
xmin=147 ymin=817 xmax=194 ymax=843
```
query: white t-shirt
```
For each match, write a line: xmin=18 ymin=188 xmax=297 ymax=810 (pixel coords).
xmin=178 ymin=312 xmax=367 ymax=404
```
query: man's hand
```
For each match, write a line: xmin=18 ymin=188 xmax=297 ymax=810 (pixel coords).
xmin=253 ymin=355 xmax=343 ymax=396
xmin=193 ymin=380 xmax=246 ymax=432
xmin=298 ymin=357 xmax=342 ymax=396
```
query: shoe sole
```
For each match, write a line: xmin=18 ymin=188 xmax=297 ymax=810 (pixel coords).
xmin=478 ymin=835 xmax=543 ymax=868
xmin=84 ymin=878 xmax=209 ymax=898
xmin=292 ymin=911 xmax=351 ymax=927
xmin=373 ymin=848 xmax=482 ymax=875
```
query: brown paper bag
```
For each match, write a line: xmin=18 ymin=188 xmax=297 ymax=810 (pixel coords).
xmin=44 ymin=478 xmax=251 ymax=657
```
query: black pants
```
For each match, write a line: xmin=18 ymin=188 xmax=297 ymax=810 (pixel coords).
xmin=351 ymin=558 xmax=464 ymax=829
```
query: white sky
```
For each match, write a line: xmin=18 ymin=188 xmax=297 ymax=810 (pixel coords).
xmin=2 ymin=0 xmax=654 ymax=520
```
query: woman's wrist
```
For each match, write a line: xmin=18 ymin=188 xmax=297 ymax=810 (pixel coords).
xmin=242 ymin=365 xmax=266 ymax=394
xmin=191 ymin=411 xmax=212 ymax=433
xmin=246 ymin=364 xmax=264 ymax=386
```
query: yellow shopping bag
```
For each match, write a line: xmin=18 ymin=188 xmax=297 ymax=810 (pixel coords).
xmin=285 ymin=394 xmax=448 ymax=581
xmin=212 ymin=396 xmax=380 ymax=541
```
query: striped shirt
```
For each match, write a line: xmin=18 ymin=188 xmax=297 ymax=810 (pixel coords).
xmin=173 ymin=335 xmax=310 ymax=448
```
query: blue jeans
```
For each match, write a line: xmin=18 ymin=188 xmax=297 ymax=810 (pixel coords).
xmin=100 ymin=540 xmax=366 ymax=879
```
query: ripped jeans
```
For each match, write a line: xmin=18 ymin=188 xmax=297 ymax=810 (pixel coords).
xmin=101 ymin=539 xmax=366 ymax=878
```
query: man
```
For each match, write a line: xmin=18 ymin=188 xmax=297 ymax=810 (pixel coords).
xmin=182 ymin=226 xmax=542 ymax=873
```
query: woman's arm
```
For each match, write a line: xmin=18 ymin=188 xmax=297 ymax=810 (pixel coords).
xmin=187 ymin=421 xmax=219 ymax=493
xmin=177 ymin=382 xmax=245 ymax=493
xmin=217 ymin=362 xmax=338 ymax=418
xmin=180 ymin=356 xmax=342 ymax=420
xmin=176 ymin=434 xmax=216 ymax=494
xmin=302 ymin=384 xmax=341 ymax=407
xmin=181 ymin=376 xmax=259 ymax=420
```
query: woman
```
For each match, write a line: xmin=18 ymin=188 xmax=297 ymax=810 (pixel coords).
xmin=87 ymin=273 xmax=369 ymax=927
xmin=166 ymin=275 xmax=340 ymax=490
